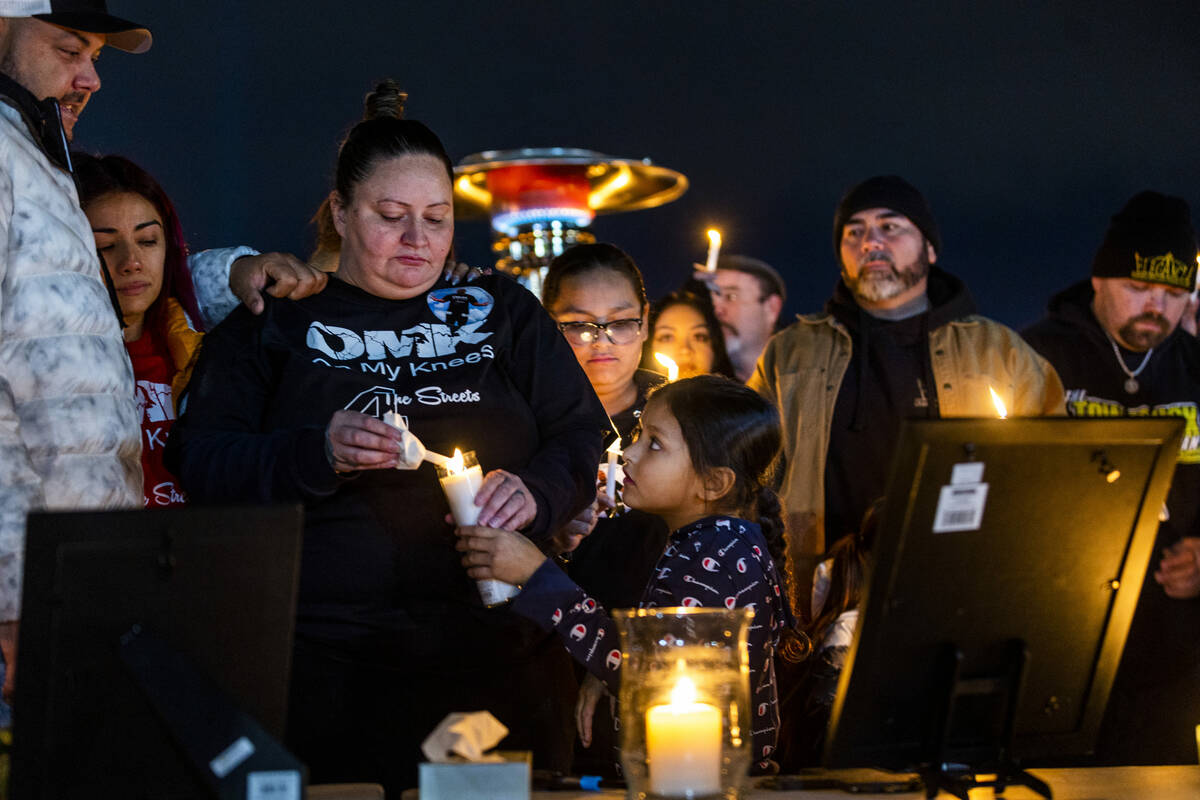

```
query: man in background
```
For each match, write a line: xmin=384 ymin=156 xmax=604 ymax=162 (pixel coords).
xmin=751 ymin=175 xmax=1064 ymax=617
xmin=1023 ymin=190 xmax=1200 ymax=764
xmin=705 ymin=254 xmax=785 ymax=382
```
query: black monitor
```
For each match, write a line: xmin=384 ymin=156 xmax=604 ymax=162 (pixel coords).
xmin=824 ymin=418 xmax=1183 ymax=798
xmin=11 ymin=505 xmax=305 ymax=799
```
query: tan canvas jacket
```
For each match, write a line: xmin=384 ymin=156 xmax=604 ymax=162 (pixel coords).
xmin=749 ymin=309 xmax=1065 ymax=616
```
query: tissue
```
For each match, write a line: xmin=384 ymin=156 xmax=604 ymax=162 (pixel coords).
xmin=420 ymin=711 xmax=508 ymax=763
xmin=383 ymin=411 xmax=427 ymax=470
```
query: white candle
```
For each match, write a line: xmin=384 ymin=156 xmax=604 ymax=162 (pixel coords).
xmin=645 ymin=675 xmax=722 ymax=797
xmin=438 ymin=448 xmax=483 ymax=525
xmin=704 ymin=229 xmax=722 ymax=273
xmin=654 ymin=352 xmax=680 ymax=382
xmin=437 ymin=449 xmax=520 ymax=606
xmin=605 ymin=439 xmax=622 ymax=504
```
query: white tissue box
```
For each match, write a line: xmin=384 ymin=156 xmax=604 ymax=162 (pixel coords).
xmin=418 ymin=751 xmax=531 ymax=800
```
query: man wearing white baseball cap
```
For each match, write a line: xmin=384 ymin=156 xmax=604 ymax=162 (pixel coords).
xmin=0 ymin=2 xmax=330 ymax=707
xmin=0 ymin=1 xmax=154 ymax=702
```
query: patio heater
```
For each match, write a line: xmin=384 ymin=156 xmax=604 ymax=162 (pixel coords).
xmin=453 ymin=148 xmax=687 ymax=298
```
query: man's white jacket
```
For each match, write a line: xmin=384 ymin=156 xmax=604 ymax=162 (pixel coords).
xmin=0 ymin=93 xmax=141 ymax=621
xmin=0 ymin=85 xmax=253 ymax=622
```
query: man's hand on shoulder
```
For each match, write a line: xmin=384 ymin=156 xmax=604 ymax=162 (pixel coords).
xmin=230 ymin=252 xmax=329 ymax=314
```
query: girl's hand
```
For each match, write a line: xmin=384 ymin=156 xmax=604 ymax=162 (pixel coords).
xmin=474 ymin=470 xmax=537 ymax=530
xmin=325 ymin=410 xmax=402 ymax=472
xmin=575 ymin=673 xmax=612 ymax=748
xmin=551 ymin=471 xmax=619 ymax=554
xmin=550 ymin=487 xmax=614 ymax=554
xmin=551 ymin=503 xmax=596 ymax=555
xmin=455 ymin=525 xmax=547 ymax=585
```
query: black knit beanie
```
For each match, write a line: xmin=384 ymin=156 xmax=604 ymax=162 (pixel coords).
xmin=832 ymin=175 xmax=941 ymax=263
xmin=1092 ymin=191 xmax=1198 ymax=291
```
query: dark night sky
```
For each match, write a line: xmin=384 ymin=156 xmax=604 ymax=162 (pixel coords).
xmin=76 ymin=1 xmax=1200 ymax=330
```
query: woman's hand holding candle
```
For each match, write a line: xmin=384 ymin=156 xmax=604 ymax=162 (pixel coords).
xmin=472 ymin=469 xmax=537 ymax=529
xmin=325 ymin=410 xmax=409 ymax=472
xmin=455 ymin=525 xmax=547 ymax=585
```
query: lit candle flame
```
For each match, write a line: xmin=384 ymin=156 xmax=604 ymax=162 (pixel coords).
xmin=606 ymin=438 xmax=621 ymax=456
xmin=668 ymin=675 xmax=699 ymax=707
xmin=447 ymin=448 xmax=465 ymax=474
xmin=704 ymin=229 xmax=722 ymax=272
xmin=654 ymin=352 xmax=680 ymax=382
xmin=988 ymin=386 xmax=1008 ymax=419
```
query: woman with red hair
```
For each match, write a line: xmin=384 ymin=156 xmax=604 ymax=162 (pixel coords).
xmin=75 ymin=153 xmax=205 ymax=507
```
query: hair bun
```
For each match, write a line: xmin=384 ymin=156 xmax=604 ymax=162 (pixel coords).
xmin=364 ymin=79 xmax=407 ymax=121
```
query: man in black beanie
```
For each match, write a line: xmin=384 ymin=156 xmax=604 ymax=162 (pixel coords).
xmin=1023 ymin=190 xmax=1200 ymax=765
xmin=750 ymin=176 xmax=1065 ymax=625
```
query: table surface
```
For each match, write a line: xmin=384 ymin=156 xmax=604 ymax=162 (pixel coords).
xmin=401 ymin=765 xmax=1200 ymax=800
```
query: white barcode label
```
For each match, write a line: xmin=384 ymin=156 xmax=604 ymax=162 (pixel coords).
xmin=933 ymin=483 xmax=989 ymax=533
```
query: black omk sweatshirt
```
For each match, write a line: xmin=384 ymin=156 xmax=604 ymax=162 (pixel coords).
xmin=169 ymin=274 xmax=609 ymax=667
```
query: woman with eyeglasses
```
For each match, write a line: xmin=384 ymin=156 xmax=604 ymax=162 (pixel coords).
xmin=541 ymin=243 xmax=670 ymax=776
xmin=543 ymin=243 xmax=665 ymax=447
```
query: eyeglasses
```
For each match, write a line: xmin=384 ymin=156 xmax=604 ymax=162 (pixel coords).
xmin=557 ymin=318 xmax=644 ymax=345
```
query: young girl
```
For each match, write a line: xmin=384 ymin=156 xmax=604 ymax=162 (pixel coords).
xmin=75 ymin=154 xmax=206 ymax=508
xmin=457 ymin=375 xmax=792 ymax=770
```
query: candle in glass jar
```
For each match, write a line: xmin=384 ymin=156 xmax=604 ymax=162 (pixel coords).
xmin=438 ymin=449 xmax=483 ymax=525
xmin=645 ymin=675 xmax=722 ymax=797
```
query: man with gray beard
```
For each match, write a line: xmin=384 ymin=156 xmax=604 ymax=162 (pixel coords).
xmin=749 ymin=176 xmax=1064 ymax=621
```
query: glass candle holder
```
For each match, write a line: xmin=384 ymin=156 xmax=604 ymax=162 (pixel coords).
xmin=435 ymin=449 xmax=520 ymax=607
xmin=614 ymin=607 xmax=753 ymax=799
